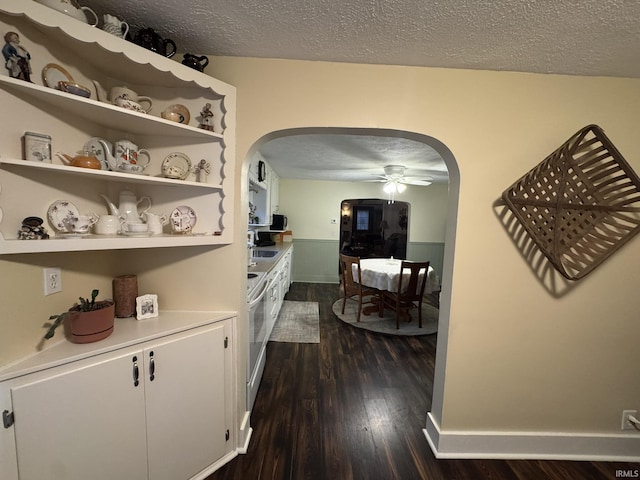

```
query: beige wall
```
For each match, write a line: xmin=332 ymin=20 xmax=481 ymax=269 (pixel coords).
xmin=210 ymin=56 xmax=640 ymax=436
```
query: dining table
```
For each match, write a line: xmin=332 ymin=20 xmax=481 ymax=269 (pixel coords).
xmin=355 ymin=257 xmax=439 ymax=294
xmin=353 ymin=257 xmax=440 ymax=316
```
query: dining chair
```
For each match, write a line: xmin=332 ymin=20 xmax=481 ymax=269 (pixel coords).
xmin=381 ymin=261 xmax=430 ymax=329
xmin=339 ymin=254 xmax=378 ymax=322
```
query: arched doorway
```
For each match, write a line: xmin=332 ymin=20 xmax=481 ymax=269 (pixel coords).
xmin=245 ymin=126 xmax=460 ymax=433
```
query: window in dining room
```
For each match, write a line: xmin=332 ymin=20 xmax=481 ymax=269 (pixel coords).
xmin=355 ymin=207 xmax=373 ymax=232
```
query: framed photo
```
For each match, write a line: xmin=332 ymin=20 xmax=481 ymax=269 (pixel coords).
xmin=136 ymin=294 xmax=158 ymax=320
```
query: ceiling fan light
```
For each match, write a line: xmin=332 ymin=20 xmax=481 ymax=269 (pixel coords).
xmin=396 ymin=182 xmax=407 ymax=193
xmin=383 ymin=181 xmax=396 ymax=193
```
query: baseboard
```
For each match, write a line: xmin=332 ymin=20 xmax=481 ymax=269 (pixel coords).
xmin=237 ymin=411 xmax=253 ymax=454
xmin=425 ymin=412 xmax=640 ymax=462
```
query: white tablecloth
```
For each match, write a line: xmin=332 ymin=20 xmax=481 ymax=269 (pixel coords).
xmin=353 ymin=258 xmax=439 ymax=294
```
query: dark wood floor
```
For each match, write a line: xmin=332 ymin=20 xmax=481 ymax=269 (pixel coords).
xmin=207 ymin=283 xmax=637 ymax=480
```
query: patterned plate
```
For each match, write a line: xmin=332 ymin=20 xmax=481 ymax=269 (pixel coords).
xmin=47 ymin=200 xmax=79 ymax=233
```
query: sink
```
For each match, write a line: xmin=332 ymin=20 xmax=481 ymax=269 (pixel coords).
xmin=253 ymin=250 xmax=279 ymax=258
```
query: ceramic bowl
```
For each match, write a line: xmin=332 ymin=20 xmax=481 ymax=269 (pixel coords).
xmin=161 ymin=104 xmax=190 ymax=124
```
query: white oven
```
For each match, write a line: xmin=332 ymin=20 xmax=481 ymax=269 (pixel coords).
xmin=247 ymin=271 xmax=270 ymax=411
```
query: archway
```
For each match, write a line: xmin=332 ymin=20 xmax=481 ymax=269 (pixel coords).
xmin=245 ymin=126 xmax=460 ymax=434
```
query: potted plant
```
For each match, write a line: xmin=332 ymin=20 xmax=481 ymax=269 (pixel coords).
xmin=44 ymin=289 xmax=115 ymax=344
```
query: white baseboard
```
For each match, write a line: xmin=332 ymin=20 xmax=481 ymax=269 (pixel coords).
xmin=237 ymin=411 xmax=253 ymax=454
xmin=425 ymin=412 xmax=640 ymax=462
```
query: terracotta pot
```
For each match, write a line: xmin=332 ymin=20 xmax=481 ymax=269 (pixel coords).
xmin=65 ymin=301 xmax=115 ymax=344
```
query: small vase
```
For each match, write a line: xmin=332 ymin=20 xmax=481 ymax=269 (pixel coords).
xmin=65 ymin=301 xmax=115 ymax=344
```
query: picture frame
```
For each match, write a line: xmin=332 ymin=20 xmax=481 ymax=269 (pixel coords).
xmin=136 ymin=294 xmax=158 ymax=320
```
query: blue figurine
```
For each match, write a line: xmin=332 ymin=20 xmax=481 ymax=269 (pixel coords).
xmin=3 ymin=31 xmax=32 ymax=82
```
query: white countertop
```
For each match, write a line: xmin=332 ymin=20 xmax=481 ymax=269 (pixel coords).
xmin=0 ymin=310 xmax=236 ymax=382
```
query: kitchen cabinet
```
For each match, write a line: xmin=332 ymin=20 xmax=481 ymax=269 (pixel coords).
xmin=0 ymin=313 xmax=235 ymax=480
xmin=0 ymin=1 xmax=236 ymax=254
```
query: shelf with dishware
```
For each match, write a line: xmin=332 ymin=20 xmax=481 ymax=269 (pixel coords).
xmin=0 ymin=0 xmax=236 ymax=254
xmin=0 ymin=75 xmax=225 ymax=141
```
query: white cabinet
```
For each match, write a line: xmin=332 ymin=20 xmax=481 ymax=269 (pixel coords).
xmin=0 ymin=1 xmax=235 ymax=253
xmin=0 ymin=313 xmax=235 ymax=480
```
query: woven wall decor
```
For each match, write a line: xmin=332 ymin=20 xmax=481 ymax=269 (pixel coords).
xmin=502 ymin=125 xmax=640 ymax=280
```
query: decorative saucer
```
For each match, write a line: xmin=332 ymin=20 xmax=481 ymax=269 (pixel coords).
xmin=170 ymin=205 xmax=197 ymax=233
xmin=162 ymin=152 xmax=192 ymax=180
xmin=47 ymin=200 xmax=80 ymax=233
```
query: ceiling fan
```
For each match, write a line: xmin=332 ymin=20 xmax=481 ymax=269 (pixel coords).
xmin=373 ymin=165 xmax=433 ymax=192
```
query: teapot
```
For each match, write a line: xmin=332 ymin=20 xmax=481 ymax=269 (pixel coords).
xmin=182 ymin=54 xmax=209 ymax=72
xmin=100 ymin=190 xmax=151 ymax=224
xmin=133 ymin=28 xmax=177 ymax=58
xmin=35 ymin=0 xmax=98 ymax=26
xmin=56 ymin=149 xmax=102 ymax=170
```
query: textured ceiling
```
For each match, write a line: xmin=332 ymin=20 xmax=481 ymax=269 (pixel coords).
xmin=80 ymin=0 xmax=640 ymax=182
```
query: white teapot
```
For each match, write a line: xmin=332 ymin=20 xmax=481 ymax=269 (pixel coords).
xmin=100 ymin=190 xmax=151 ymax=224
xmin=35 ymin=0 xmax=98 ymax=26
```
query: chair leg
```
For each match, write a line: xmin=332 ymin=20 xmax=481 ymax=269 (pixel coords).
xmin=418 ymin=301 xmax=423 ymax=328
xmin=341 ymin=295 xmax=347 ymax=314
xmin=356 ymin=298 xmax=362 ymax=322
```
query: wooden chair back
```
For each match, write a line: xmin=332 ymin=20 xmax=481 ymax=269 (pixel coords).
xmin=397 ymin=261 xmax=430 ymax=302
xmin=339 ymin=254 xmax=362 ymax=296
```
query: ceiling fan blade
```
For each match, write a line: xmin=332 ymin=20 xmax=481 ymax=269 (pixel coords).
xmin=401 ymin=177 xmax=433 ymax=186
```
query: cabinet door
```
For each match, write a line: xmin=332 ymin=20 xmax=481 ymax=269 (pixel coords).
xmin=10 ymin=351 xmax=148 ymax=480
xmin=144 ymin=323 xmax=227 ymax=480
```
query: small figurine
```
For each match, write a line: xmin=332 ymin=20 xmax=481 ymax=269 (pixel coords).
xmin=198 ymin=103 xmax=215 ymax=131
xmin=2 ymin=31 xmax=32 ymax=82
xmin=18 ymin=217 xmax=49 ymax=240
xmin=194 ymin=159 xmax=211 ymax=183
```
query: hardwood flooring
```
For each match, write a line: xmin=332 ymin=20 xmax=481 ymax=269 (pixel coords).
xmin=207 ymin=283 xmax=637 ymax=480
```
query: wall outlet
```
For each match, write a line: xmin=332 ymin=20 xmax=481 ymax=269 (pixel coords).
xmin=621 ymin=410 xmax=637 ymax=430
xmin=44 ymin=267 xmax=62 ymax=295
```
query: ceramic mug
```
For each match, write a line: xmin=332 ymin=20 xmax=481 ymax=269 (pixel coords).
xmin=143 ymin=212 xmax=168 ymax=234
xmin=94 ymin=214 xmax=124 ymax=235
xmin=109 ymin=86 xmax=152 ymax=113
xmin=114 ymin=140 xmax=151 ymax=170
xmin=101 ymin=14 xmax=129 ymax=39
xmin=63 ymin=213 xmax=98 ymax=233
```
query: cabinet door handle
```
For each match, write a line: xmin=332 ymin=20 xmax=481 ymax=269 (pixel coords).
xmin=149 ymin=351 xmax=155 ymax=381
xmin=132 ymin=356 xmax=139 ymax=387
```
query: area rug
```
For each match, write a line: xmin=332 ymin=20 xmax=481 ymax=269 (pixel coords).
xmin=331 ymin=296 xmax=438 ymax=336
xmin=270 ymin=301 xmax=320 ymax=343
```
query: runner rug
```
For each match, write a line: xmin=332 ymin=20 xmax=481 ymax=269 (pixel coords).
xmin=270 ymin=300 xmax=320 ymax=343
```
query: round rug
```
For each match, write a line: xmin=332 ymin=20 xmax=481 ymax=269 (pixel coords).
xmin=331 ymin=297 xmax=438 ymax=336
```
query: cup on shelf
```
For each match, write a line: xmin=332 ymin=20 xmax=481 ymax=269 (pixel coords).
xmin=114 ymin=140 xmax=151 ymax=172
xmin=143 ymin=212 xmax=169 ymax=235
xmin=101 ymin=14 xmax=129 ymax=39
xmin=109 ymin=86 xmax=152 ymax=113
xmin=63 ymin=213 xmax=98 ymax=234
xmin=122 ymin=222 xmax=148 ymax=234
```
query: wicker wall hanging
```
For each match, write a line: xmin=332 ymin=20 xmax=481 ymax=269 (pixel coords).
xmin=502 ymin=124 xmax=640 ymax=280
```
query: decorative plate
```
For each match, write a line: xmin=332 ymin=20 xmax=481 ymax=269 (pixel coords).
xmin=161 ymin=152 xmax=192 ymax=180
xmin=42 ymin=63 xmax=74 ymax=89
xmin=170 ymin=205 xmax=197 ymax=233
xmin=83 ymin=137 xmax=109 ymax=170
xmin=47 ymin=200 xmax=80 ymax=233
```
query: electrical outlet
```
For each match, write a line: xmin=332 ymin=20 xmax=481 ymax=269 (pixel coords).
xmin=44 ymin=267 xmax=62 ymax=295
xmin=621 ymin=410 xmax=637 ymax=430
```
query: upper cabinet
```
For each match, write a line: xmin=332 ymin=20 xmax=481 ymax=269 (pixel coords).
xmin=0 ymin=1 xmax=236 ymax=254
